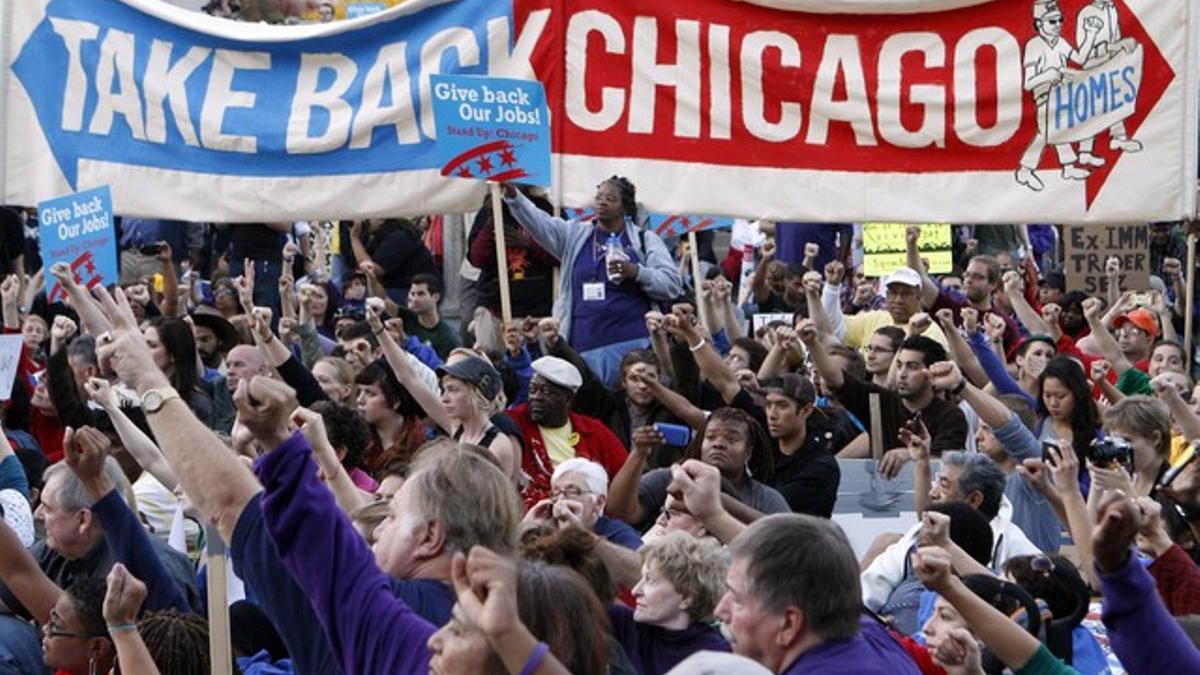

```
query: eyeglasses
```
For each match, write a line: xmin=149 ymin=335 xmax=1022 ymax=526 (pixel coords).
xmin=550 ymin=486 xmax=592 ymax=500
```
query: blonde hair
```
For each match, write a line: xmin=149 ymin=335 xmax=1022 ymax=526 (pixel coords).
xmin=639 ymin=532 xmax=729 ymax=622
xmin=316 ymin=356 xmax=358 ymax=403
xmin=1103 ymin=395 xmax=1172 ymax=458
xmin=350 ymin=500 xmax=392 ymax=545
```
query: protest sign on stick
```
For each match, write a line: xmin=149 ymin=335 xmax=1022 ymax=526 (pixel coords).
xmin=862 ymin=224 xmax=951 ymax=277
xmin=688 ymin=231 xmax=706 ymax=331
xmin=432 ymin=74 xmax=550 ymax=324
xmin=869 ymin=393 xmax=883 ymax=463
xmin=1064 ymin=224 xmax=1151 ymax=295
xmin=490 ymin=186 xmax=513 ymax=323
xmin=37 ymin=185 xmax=117 ymax=303
xmin=1187 ymin=232 xmax=1197 ymax=367
xmin=0 ymin=335 xmax=23 ymax=401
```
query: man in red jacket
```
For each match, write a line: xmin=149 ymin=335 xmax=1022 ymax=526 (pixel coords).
xmin=506 ymin=356 xmax=628 ymax=508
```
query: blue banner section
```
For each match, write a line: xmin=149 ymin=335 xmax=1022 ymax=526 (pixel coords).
xmin=431 ymin=74 xmax=550 ymax=187
xmin=12 ymin=0 xmax=511 ymax=188
xmin=37 ymin=185 xmax=119 ymax=302
xmin=649 ymin=214 xmax=735 ymax=238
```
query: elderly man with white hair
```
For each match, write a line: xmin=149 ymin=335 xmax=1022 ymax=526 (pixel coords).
xmin=523 ymin=457 xmax=644 ymax=587
xmin=543 ymin=458 xmax=643 ymax=549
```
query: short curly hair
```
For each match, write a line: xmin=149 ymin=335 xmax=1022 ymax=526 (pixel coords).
xmin=309 ymin=400 xmax=370 ymax=471
xmin=639 ymin=531 xmax=728 ymax=622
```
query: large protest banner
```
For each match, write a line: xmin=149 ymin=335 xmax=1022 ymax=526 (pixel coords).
xmin=1064 ymin=223 xmax=1151 ymax=294
xmin=2 ymin=0 xmax=1196 ymax=223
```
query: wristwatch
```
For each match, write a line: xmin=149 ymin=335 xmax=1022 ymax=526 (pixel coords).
xmin=141 ymin=387 xmax=181 ymax=414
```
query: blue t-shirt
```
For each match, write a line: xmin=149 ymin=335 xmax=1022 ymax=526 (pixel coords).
xmin=387 ymin=578 xmax=456 ymax=628
xmin=570 ymin=227 xmax=651 ymax=352
xmin=595 ymin=515 xmax=644 ymax=551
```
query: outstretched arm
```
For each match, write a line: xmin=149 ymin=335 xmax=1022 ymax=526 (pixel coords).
xmin=49 ymin=262 xmax=113 ymax=336
xmin=664 ymin=315 xmax=740 ymax=404
xmin=935 ymin=309 xmax=990 ymax=390
xmin=0 ymin=518 xmax=60 ymax=624
xmin=92 ymin=287 xmax=262 ymax=546
xmin=606 ymin=428 xmax=655 ymax=525
xmin=367 ymin=305 xmax=451 ymax=432
xmin=1082 ymin=297 xmax=1135 ymax=375
xmin=915 ymin=547 xmax=1048 ymax=671
xmin=85 ymin=378 xmax=179 ymax=490
xmin=906 ymin=226 xmax=940 ymax=308
xmin=66 ymin=426 xmax=189 ymax=613
xmin=0 ymin=276 xmax=18 ymax=330
xmin=1151 ymin=375 xmax=1200 ymax=442
xmin=796 ymin=318 xmax=843 ymax=390
xmin=293 ymin=407 xmax=369 ymax=517
xmin=1002 ymin=271 xmax=1052 ymax=335
xmin=750 ymin=240 xmax=777 ymax=305
xmin=104 ymin=565 xmax=163 ymax=675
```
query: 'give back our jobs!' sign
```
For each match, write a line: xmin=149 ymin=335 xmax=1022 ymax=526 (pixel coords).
xmin=37 ymin=185 xmax=119 ymax=304
xmin=431 ymin=75 xmax=551 ymax=187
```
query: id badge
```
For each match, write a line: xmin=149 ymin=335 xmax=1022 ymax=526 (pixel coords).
xmin=582 ymin=282 xmax=606 ymax=301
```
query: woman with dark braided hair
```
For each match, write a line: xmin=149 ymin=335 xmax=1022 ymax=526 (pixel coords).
xmin=103 ymin=563 xmax=244 ymax=675
xmin=502 ymin=177 xmax=681 ymax=387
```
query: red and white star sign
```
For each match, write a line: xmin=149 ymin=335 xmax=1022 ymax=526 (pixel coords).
xmin=440 ymin=140 xmax=529 ymax=183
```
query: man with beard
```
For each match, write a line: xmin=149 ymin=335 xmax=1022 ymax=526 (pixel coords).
xmin=505 ymin=356 xmax=629 ymax=508
xmin=190 ymin=306 xmax=238 ymax=371
xmin=799 ymin=319 xmax=967 ymax=479
xmin=906 ymin=223 xmax=1021 ymax=351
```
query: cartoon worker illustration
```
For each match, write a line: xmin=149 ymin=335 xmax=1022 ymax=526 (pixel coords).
xmin=1015 ymin=1 xmax=1104 ymax=192
xmin=1074 ymin=0 xmax=1142 ymax=164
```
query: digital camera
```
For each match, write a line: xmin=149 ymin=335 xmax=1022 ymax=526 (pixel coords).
xmin=1086 ymin=436 xmax=1133 ymax=467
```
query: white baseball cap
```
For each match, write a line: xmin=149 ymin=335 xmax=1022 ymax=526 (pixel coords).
xmin=883 ymin=267 xmax=922 ymax=288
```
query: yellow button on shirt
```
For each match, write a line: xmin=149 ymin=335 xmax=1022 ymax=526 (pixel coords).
xmin=541 ymin=421 xmax=577 ymax=468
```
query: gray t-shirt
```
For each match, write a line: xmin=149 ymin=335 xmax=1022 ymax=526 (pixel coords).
xmin=636 ymin=467 xmax=791 ymax=529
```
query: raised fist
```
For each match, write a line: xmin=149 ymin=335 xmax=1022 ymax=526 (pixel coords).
xmin=824 ymin=260 xmax=846 ymax=286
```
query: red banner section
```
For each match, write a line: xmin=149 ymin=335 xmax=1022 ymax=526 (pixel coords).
xmin=517 ymin=0 xmax=1175 ymax=207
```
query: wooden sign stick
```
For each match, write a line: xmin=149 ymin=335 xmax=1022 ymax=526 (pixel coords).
xmin=206 ymin=527 xmax=233 ymax=675
xmin=490 ymin=182 xmax=513 ymax=325
xmin=869 ymin=393 xmax=883 ymax=463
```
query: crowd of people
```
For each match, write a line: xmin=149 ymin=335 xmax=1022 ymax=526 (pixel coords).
xmin=0 ymin=192 xmax=1197 ymax=675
